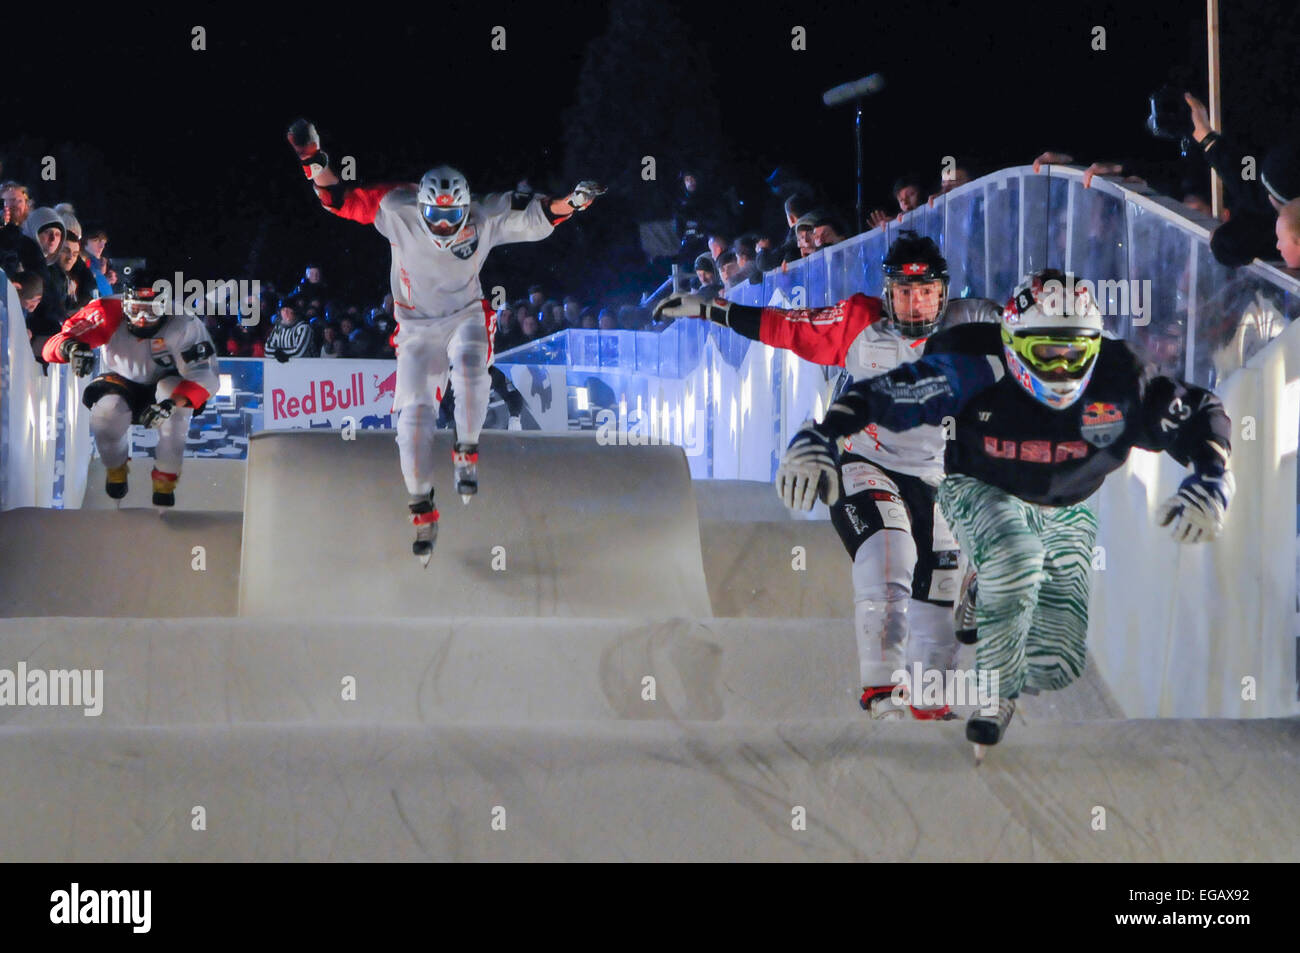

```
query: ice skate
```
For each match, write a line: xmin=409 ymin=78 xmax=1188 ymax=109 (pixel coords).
xmin=909 ymin=701 xmax=956 ymax=720
xmin=967 ymin=697 xmax=1016 ymax=764
xmin=409 ymin=492 xmax=440 ymax=567
xmin=859 ymin=685 xmax=909 ymax=720
xmin=453 ymin=442 xmax=478 ymax=503
xmin=105 ymin=462 xmax=129 ymax=506
xmin=954 ymin=567 xmax=978 ymax=644
xmin=151 ymin=468 xmax=177 ymax=511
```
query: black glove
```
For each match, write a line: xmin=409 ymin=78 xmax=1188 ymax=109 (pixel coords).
xmin=287 ymin=118 xmax=329 ymax=178
xmin=273 ymin=346 xmax=290 ymax=363
xmin=140 ymin=399 xmax=175 ymax=429
xmin=62 ymin=340 xmax=95 ymax=377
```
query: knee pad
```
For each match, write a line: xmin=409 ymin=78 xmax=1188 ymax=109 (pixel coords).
xmin=89 ymin=394 xmax=131 ymax=435
xmin=850 ymin=529 xmax=917 ymax=603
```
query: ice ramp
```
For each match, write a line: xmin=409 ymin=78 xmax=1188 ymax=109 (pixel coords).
xmin=0 ymin=611 xmax=1282 ymax=861
xmin=0 ymin=508 xmax=241 ymax=617
xmin=0 ymin=715 xmax=1294 ymax=861
xmin=237 ymin=430 xmax=712 ymax=619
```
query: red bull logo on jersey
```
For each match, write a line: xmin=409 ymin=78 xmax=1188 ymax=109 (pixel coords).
xmin=1079 ymin=401 xmax=1125 ymax=448
xmin=450 ymin=225 xmax=480 ymax=260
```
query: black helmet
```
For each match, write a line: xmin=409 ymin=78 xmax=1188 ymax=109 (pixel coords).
xmin=881 ymin=231 xmax=949 ymax=338
xmin=119 ymin=265 xmax=169 ymax=336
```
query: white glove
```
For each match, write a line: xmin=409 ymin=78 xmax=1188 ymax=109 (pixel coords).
xmin=776 ymin=423 xmax=840 ymax=512
xmin=1155 ymin=470 xmax=1235 ymax=543
xmin=568 ymin=181 xmax=606 ymax=210
xmin=652 ymin=292 xmax=731 ymax=325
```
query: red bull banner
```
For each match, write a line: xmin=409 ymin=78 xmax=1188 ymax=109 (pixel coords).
xmin=263 ymin=360 xmax=400 ymax=430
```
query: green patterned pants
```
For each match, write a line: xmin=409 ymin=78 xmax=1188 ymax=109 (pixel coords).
xmin=936 ymin=474 xmax=1097 ymax=699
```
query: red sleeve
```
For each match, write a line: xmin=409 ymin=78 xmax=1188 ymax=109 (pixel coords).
xmin=42 ymin=299 xmax=123 ymax=363
xmin=172 ymin=379 xmax=210 ymax=407
xmin=326 ymin=183 xmax=409 ymax=225
xmin=757 ymin=293 xmax=881 ymax=367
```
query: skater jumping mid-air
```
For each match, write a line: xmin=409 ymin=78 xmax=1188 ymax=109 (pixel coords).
xmin=656 ymin=232 xmax=999 ymax=719
xmin=771 ymin=268 xmax=1233 ymax=759
xmin=286 ymin=118 xmax=605 ymax=563
xmin=42 ymin=266 xmax=219 ymax=508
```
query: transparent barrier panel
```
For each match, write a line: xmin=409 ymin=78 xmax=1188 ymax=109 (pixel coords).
xmin=941 ymin=186 xmax=986 ymax=299
xmin=1126 ymin=202 xmax=1192 ymax=376
xmin=1069 ymin=181 xmax=1128 ymax=308
xmin=1020 ymin=172 xmax=1070 ymax=275
xmin=985 ymin=177 xmax=1021 ymax=301
xmin=1192 ymin=253 xmax=1298 ymax=389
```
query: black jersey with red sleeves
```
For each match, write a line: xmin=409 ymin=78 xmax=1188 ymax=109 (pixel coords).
xmin=816 ymin=322 xmax=1231 ymax=507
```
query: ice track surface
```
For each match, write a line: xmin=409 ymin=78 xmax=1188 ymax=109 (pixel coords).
xmin=0 ymin=432 xmax=1295 ymax=861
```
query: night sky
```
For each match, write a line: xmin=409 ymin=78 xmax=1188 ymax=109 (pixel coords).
xmin=2 ymin=0 xmax=1296 ymax=306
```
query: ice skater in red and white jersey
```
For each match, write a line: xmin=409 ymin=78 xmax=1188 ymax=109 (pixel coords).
xmin=43 ymin=266 xmax=219 ymax=508
xmin=286 ymin=119 xmax=604 ymax=564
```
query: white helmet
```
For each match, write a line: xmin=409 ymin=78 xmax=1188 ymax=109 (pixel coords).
xmin=417 ymin=166 xmax=471 ymax=249
xmin=1001 ymin=270 xmax=1104 ymax=410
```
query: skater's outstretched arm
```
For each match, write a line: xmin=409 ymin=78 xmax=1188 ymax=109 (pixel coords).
xmin=286 ymin=118 xmax=408 ymax=225
xmin=817 ymin=351 xmax=1002 ymax=440
xmin=41 ymin=298 xmax=120 ymax=367
xmin=485 ymin=180 xmax=607 ymax=245
xmin=653 ymin=291 xmax=880 ymax=368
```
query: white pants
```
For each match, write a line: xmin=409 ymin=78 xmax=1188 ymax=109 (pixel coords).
xmin=90 ymin=376 xmax=193 ymax=476
xmin=393 ymin=306 xmax=495 ymax=498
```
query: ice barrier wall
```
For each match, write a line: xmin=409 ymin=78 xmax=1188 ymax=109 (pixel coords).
xmin=1 ymin=165 xmax=1297 ymax=715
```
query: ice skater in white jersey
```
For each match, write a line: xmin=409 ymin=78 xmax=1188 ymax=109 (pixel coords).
xmin=287 ymin=118 xmax=604 ymax=563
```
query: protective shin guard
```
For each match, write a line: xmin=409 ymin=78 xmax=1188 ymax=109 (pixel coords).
xmin=153 ymin=407 xmax=193 ymax=476
xmin=448 ymin=322 xmax=491 ymax=447
xmin=396 ymin=404 xmax=439 ymax=498
xmin=854 ymin=591 xmax=911 ymax=688
xmin=89 ymin=394 xmax=132 ymax=469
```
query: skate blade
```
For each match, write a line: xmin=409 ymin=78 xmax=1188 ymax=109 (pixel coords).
xmin=973 ymin=743 xmax=987 ymax=765
xmin=419 ymin=552 xmax=432 ymax=569
xmin=460 ymin=494 xmax=472 ymax=505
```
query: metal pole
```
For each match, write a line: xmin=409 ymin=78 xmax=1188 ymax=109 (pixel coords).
xmin=1207 ymin=0 xmax=1224 ymax=218
xmin=855 ymin=101 xmax=864 ymax=234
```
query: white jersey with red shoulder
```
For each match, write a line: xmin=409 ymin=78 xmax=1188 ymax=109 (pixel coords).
xmin=755 ymin=292 xmax=1000 ymax=478
xmin=325 ymin=184 xmax=562 ymax=321
xmin=43 ymin=298 xmax=220 ymax=407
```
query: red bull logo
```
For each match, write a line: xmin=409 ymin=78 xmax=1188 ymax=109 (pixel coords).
xmin=373 ymin=371 xmax=397 ymax=400
xmin=1081 ymin=401 xmax=1122 ymax=425
xmin=270 ymin=372 xmax=366 ymax=420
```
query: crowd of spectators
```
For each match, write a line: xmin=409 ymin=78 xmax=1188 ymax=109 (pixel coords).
xmin=657 ymin=87 xmax=1299 ymax=312
xmin=8 ymin=85 xmax=1299 ymax=371
xmin=2 ymin=180 xmax=116 ymax=362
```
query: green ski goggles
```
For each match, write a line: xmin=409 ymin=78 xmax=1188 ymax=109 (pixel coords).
xmin=1003 ymin=329 xmax=1101 ymax=374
